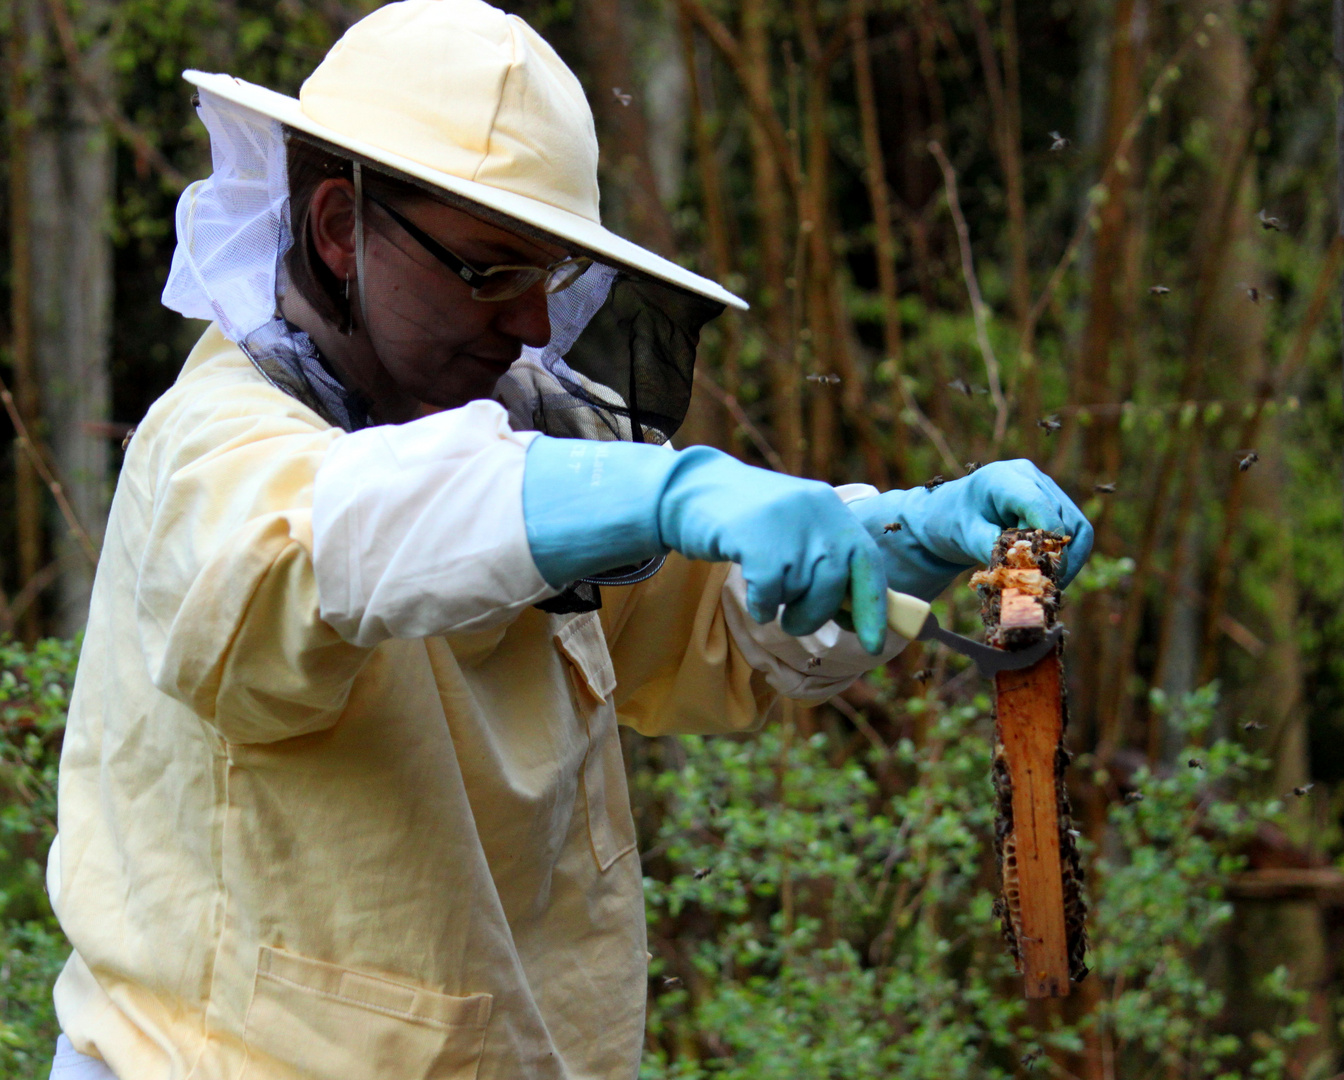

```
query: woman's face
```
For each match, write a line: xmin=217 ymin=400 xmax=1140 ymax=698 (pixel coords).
xmin=300 ymin=178 xmax=562 ymax=420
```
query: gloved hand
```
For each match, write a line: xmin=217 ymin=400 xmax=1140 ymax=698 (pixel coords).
xmin=847 ymin=460 xmax=1093 ymax=601
xmin=523 ymin=437 xmax=890 ymax=653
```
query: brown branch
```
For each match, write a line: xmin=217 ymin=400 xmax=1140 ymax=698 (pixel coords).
xmin=1196 ymin=234 xmax=1344 ymax=682
xmin=0 ymin=376 xmax=100 ymax=565
xmin=1022 ymin=32 xmax=1194 ymax=343
xmin=1103 ymin=0 xmax=1294 ymax=749
xmin=692 ymin=369 xmax=788 ymax=474
xmin=676 ymin=0 xmax=801 ymax=197
xmin=45 ymin=0 xmax=189 ymax=190
xmin=928 ymin=140 xmax=1009 ymax=447
xmin=1 ymin=558 xmax=65 ymax=636
xmin=849 ymin=0 xmax=908 ymax=478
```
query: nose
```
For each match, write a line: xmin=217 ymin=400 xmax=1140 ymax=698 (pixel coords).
xmin=495 ymin=282 xmax=552 ymax=350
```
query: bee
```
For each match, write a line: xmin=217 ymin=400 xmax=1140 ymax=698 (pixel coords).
xmin=1292 ymin=783 xmax=1315 ymax=797
xmin=1238 ymin=450 xmax=1260 ymax=472
xmin=1242 ymin=720 xmax=1267 ymax=731
xmin=1188 ymin=758 xmax=1204 ymax=770
xmin=806 ymin=656 xmax=823 ymax=669
xmin=1048 ymin=130 xmax=1069 ymax=151
xmin=1242 ymin=284 xmax=1273 ymax=303
xmin=924 ymin=475 xmax=946 ymax=491
xmin=948 ymin=377 xmax=973 ymax=396
xmin=1093 ymin=482 xmax=1116 ymax=494
xmin=883 ymin=521 xmax=903 ymax=533
xmin=1257 ymin=208 xmax=1283 ymax=232
xmin=805 ymin=372 xmax=841 ymax=385
xmin=1148 ymin=284 xmax=1171 ymax=296
xmin=612 ymin=87 xmax=633 ymax=106
xmin=693 ymin=867 xmax=714 ymax=880
xmin=1123 ymin=790 xmax=1144 ymax=805
xmin=661 ymin=976 xmax=682 ymax=989
xmin=121 ymin=426 xmax=137 ymax=451
xmin=912 ymin=668 xmax=934 ymax=682
xmin=1021 ymin=1048 xmax=1043 ymax=1070
xmin=964 ymin=461 xmax=982 ymax=474
xmin=1037 ymin=416 xmax=1062 ymax=434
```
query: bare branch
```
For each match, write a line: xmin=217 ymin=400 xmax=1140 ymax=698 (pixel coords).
xmin=928 ymin=140 xmax=1008 ymax=447
xmin=692 ymin=369 xmax=788 ymax=474
xmin=0 ymin=376 xmax=100 ymax=565
xmin=676 ymin=0 xmax=801 ymax=197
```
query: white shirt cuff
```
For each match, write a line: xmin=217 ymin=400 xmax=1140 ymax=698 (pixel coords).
xmin=312 ymin=400 xmax=557 ymax=646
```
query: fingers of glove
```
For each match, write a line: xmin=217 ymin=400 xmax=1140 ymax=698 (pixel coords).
xmin=1059 ymin=515 xmax=1095 ymax=587
xmin=778 ymin=564 xmax=847 ymax=640
xmin=848 ymin=543 xmax=889 ymax=654
xmin=743 ymin=570 xmax=786 ymax=625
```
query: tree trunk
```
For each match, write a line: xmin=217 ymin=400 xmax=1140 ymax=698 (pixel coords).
xmin=7 ymin=0 xmax=42 ymax=642
xmin=25 ymin=0 xmax=114 ymax=635
xmin=575 ymin=0 xmax=679 ymax=258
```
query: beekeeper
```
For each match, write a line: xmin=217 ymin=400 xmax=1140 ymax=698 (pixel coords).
xmin=47 ymin=2 xmax=1092 ymax=1078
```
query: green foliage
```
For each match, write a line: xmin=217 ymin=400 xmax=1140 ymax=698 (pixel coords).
xmin=0 ymin=638 xmax=77 ymax=1078
xmin=639 ymin=685 xmax=1311 ymax=1079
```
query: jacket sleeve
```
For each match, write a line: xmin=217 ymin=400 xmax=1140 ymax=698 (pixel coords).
xmin=134 ymin=384 xmax=372 ymax=745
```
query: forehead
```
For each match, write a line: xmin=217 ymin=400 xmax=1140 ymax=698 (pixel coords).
xmin=397 ymin=195 xmax=568 ymax=263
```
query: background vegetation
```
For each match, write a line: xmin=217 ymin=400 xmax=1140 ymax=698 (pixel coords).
xmin=1 ymin=0 xmax=1342 ymax=1077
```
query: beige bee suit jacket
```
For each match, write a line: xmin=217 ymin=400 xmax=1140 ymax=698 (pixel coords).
xmin=49 ymin=325 xmax=901 ymax=1080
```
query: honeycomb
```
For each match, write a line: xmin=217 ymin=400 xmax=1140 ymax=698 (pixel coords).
xmin=977 ymin=528 xmax=1089 ymax=984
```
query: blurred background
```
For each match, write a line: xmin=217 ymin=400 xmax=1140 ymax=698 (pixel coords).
xmin=1 ymin=0 xmax=1342 ymax=1077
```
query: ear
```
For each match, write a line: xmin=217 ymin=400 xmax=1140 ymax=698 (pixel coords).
xmin=308 ymin=178 xmax=358 ymax=281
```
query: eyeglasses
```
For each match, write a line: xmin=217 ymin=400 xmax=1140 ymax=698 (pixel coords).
xmin=367 ymin=196 xmax=592 ymax=302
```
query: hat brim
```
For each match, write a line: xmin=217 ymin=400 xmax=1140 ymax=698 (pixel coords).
xmin=184 ymin=70 xmax=747 ymax=312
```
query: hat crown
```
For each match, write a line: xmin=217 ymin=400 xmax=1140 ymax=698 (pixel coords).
xmin=299 ymin=0 xmax=601 ymax=223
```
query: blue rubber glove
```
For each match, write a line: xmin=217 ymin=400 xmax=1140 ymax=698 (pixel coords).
xmin=847 ymin=460 xmax=1094 ymax=601
xmin=523 ymin=437 xmax=890 ymax=653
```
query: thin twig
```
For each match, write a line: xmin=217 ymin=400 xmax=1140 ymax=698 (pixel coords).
xmin=676 ymin=0 xmax=801 ymax=197
xmin=45 ymin=0 xmax=189 ymax=190
xmin=828 ymin=692 xmax=889 ymax=755
xmin=897 ymin=378 xmax=961 ymax=476
xmin=1 ymin=558 xmax=65 ymax=635
xmin=928 ymin=140 xmax=1008 ymax=446
xmin=692 ymin=369 xmax=788 ymax=473
xmin=0 ymin=376 xmax=100 ymax=565
xmin=1023 ymin=30 xmax=1195 ymax=341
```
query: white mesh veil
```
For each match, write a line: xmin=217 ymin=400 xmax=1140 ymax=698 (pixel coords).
xmin=162 ymin=91 xmax=291 ymax=342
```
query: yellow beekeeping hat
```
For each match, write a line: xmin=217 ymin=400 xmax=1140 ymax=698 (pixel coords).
xmin=184 ymin=0 xmax=745 ymax=310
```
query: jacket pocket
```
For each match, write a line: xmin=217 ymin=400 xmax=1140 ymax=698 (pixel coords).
xmin=243 ymin=947 xmax=492 ymax=1080
xmin=554 ymin=612 xmax=637 ymax=871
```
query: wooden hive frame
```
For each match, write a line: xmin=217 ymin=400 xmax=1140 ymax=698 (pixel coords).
xmin=971 ymin=529 xmax=1089 ymax=998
